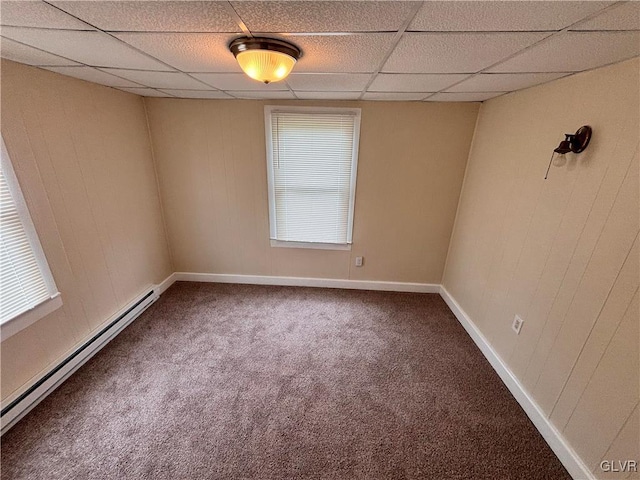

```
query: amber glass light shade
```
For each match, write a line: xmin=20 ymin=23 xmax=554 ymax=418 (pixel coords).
xmin=236 ymin=50 xmax=297 ymax=84
xmin=553 ymin=137 xmax=573 ymax=154
xmin=230 ymin=37 xmax=301 ymax=84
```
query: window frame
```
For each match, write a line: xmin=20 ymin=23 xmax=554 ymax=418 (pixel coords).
xmin=1 ymin=137 xmax=62 ymax=340
xmin=264 ymin=105 xmax=361 ymax=250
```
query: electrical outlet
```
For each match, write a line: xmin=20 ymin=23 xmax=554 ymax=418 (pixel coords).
xmin=355 ymin=256 xmax=363 ymax=267
xmin=512 ymin=315 xmax=524 ymax=335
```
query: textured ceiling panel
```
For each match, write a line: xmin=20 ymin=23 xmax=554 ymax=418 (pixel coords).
xmin=426 ymin=92 xmax=505 ymax=102
xmin=572 ymin=2 xmax=640 ymax=31
xmin=369 ymin=73 xmax=468 ymax=92
xmin=114 ymin=32 xmax=239 ymax=72
xmin=119 ymin=87 xmax=174 ymax=97
xmin=295 ymin=91 xmax=362 ymax=100
xmin=0 ymin=37 xmax=80 ymax=66
xmin=42 ymin=66 xmax=143 ymax=87
xmin=446 ymin=72 xmax=570 ymax=92
xmin=362 ymin=92 xmax=430 ymax=101
xmin=227 ymin=90 xmax=296 ymax=99
xmin=409 ymin=1 xmax=612 ymax=32
xmin=190 ymin=73 xmax=288 ymax=91
xmin=288 ymin=34 xmax=395 ymax=73
xmin=159 ymin=89 xmax=233 ymax=98
xmin=383 ymin=32 xmax=549 ymax=73
xmin=52 ymin=1 xmax=241 ymax=33
xmin=2 ymin=1 xmax=638 ymax=102
xmin=489 ymin=31 xmax=640 ymax=72
xmin=100 ymin=69 xmax=209 ymax=89
xmin=286 ymin=73 xmax=370 ymax=91
xmin=1 ymin=28 xmax=172 ymax=70
xmin=232 ymin=1 xmax=419 ymax=33
xmin=0 ymin=0 xmax=90 ymax=29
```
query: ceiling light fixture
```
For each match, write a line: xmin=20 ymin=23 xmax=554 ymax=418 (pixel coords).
xmin=229 ymin=37 xmax=302 ymax=84
xmin=545 ymin=125 xmax=592 ymax=179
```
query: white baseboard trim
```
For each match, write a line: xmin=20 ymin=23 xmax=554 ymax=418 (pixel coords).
xmin=1 ymin=270 xmax=591 ymax=480
xmin=1 ymin=286 xmax=160 ymax=436
xmin=174 ymin=272 xmax=440 ymax=293
xmin=155 ymin=272 xmax=177 ymax=295
xmin=439 ymin=286 xmax=594 ymax=480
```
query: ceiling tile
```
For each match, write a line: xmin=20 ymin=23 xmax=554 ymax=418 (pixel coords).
xmin=409 ymin=1 xmax=613 ymax=32
xmin=286 ymin=73 xmax=370 ymax=91
xmin=488 ymin=31 xmax=640 ymax=73
xmin=226 ymin=90 xmax=296 ymax=99
xmin=42 ymin=66 xmax=143 ymax=87
xmin=52 ymin=1 xmax=241 ymax=33
xmin=190 ymin=73 xmax=288 ymax=91
xmin=295 ymin=91 xmax=362 ymax=100
xmin=0 ymin=37 xmax=80 ymax=66
xmin=572 ymin=2 xmax=640 ymax=31
xmin=383 ymin=32 xmax=549 ymax=74
xmin=287 ymin=34 xmax=395 ymax=73
xmin=100 ymin=69 xmax=209 ymax=89
xmin=0 ymin=0 xmax=90 ymax=29
xmin=159 ymin=89 xmax=233 ymax=99
xmin=369 ymin=73 xmax=468 ymax=92
xmin=1 ymin=28 xmax=172 ymax=70
xmin=232 ymin=1 xmax=419 ymax=33
xmin=118 ymin=87 xmax=174 ymax=97
xmin=446 ymin=72 xmax=570 ymax=92
xmin=426 ymin=92 xmax=505 ymax=102
xmin=114 ymin=33 xmax=239 ymax=72
xmin=362 ymin=92 xmax=430 ymax=101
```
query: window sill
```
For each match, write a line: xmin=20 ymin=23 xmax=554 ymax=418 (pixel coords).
xmin=270 ymin=239 xmax=352 ymax=251
xmin=1 ymin=293 xmax=63 ymax=341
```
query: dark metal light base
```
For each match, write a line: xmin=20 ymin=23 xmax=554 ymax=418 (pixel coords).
xmin=570 ymin=125 xmax=592 ymax=153
xmin=229 ymin=37 xmax=302 ymax=60
xmin=547 ymin=125 xmax=593 ymax=179
xmin=554 ymin=125 xmax=592 ymax=154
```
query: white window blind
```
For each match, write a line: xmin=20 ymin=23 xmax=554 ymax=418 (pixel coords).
xmin=266 ymin=107 xmax=361 ymax=246
xmin=1 ymin=141 xmax=57 ymax=325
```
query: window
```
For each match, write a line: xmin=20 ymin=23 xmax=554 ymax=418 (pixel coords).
xmin=265 ymin=106 xmax=361 ymax=249
xmin=1 ymin=137 xmax=61 ymax=339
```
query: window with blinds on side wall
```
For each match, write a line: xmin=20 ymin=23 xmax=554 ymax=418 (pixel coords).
xmin=1 ymin=138 xmax=61 ymax=339
xmin=264 ymin=106 xmax=361 ymax=249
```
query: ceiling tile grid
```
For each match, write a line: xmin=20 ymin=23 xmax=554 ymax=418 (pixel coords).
xmin=0 ymin=0 xmax=90 ymax=30
xmin=426 ymin=92 xmax=507 ymax=102
xmin=0 ymin=37 xmax=80 ymax=66
xmin=1 ymin=27 xmax=173 ymax=70
xmin=446 ymin=72 xmax=571 ymax=93
xmin=50 ymin=1 xmax=241 ymax=33
xmin=231 ymin=1 xmax=421 ymax=33
xmin=99 ymin=69 xmax=212 ymax=90
xmin=42 ymin=66 xmax=144 ymax=87
xmin=159 ymin=89 xmax=234 ymax=99
xmin=408 ymin=1 xmax=615 ymax=32
xmin=369 ymin=73 xmax=469 ymax=92
xmin=0 ymin=1 xmax=637 ymax=101
xmin=191 ymin=73 xmax=289 ymax=91
xmin=382 ymin=32 xmax=552 ymax=74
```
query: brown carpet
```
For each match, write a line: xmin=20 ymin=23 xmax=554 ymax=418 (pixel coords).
xmin=1 ymin=282 xmax=570 ymax=479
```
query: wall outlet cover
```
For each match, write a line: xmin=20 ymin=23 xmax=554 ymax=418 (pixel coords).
xmin=512 ymin=315 xmax=524 ymax=335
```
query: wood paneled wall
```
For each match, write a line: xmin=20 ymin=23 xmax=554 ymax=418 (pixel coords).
xmin=443 ymin=58 xmax=639 ymax=479
xmin=0 ymin=60 xmax=172 ymax=401
xmin=145 ymin=99 xmax=479 ymax=284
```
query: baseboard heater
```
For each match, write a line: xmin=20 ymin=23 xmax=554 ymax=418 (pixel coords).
xmin=0 ymin=288 xmax=159 ymax=435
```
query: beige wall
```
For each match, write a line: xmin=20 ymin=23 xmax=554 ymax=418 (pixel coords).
xmin=0 ymin=60 xmax=172 ymax=401
xmin=443 ymin=58 xmax=639 ymax=479
xmin=146 ymin=99 xmax=479 ymax=284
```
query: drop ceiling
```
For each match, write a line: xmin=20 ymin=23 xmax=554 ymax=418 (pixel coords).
xmin=1 ymin=1 xmax=639 ymax=102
